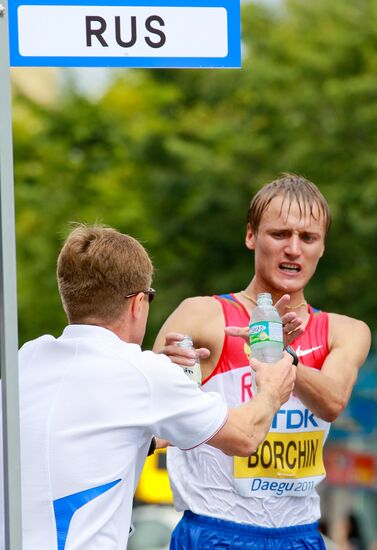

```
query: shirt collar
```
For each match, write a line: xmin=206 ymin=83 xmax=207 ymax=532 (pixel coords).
xmin=61 ymin=324 xmax=126 ymax=344
xmin=60 ymin=324 xmax=142 ymax=355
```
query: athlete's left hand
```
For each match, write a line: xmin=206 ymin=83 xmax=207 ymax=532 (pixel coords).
xmin=275 ymin=294 xmax=305 ymax=346
xmin=225 ymin=294 xmax=305 ymax=348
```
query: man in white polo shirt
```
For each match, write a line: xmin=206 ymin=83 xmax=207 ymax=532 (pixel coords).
xmin=17 ymin=223 xmax=295 ymax=550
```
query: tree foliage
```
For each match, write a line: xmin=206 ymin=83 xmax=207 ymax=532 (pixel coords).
xmin=13 ymin=0 xmax=377 ymax=348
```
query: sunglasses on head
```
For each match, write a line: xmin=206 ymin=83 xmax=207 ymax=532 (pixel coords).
xmin=125 ymin=288 xmax=156 ymax=303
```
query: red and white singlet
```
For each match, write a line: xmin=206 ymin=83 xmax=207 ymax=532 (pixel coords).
xmin=167 ymin=293 xmax=331 ymax=527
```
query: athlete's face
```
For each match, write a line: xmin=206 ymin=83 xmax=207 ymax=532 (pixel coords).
xmin=246 ymin=196 xmax=326 ymax=295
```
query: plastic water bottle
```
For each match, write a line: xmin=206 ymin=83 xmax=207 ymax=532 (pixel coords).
xmin=176 ymin=335 xmax=202 ymax=385
xmin=249 ymin=293 xmax=283 ymax=392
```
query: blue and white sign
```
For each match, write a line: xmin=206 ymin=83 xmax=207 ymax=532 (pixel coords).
xmin=9 ymin=0 xmax=241 ymax=68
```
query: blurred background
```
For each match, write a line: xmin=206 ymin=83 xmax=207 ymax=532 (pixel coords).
xmin=9 ymin=0 xmax=377 ymax=547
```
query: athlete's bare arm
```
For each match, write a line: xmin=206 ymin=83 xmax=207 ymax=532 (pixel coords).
xmin=293 ymin=314 xmax=371 ymax=422
xmin=153 ymin=296 xmax=225 ymax=379
xmin=154 ymin=294 xmax=304 ymax=381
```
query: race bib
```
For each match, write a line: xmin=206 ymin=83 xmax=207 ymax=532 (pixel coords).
xmin=234 ymin=430 xmax=326 ymax=497
xmin=233 ymin=396 xmax=330 ymax=498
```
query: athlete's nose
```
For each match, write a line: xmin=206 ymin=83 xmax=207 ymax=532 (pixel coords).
xmin=284 ymin=235 xmax=301 ymax=257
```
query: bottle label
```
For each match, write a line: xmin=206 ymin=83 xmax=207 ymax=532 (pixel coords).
xmin=249 ymin=321 xmax=283 ymax=346
xmin=183 ymin=362 xmax=202 ymax=385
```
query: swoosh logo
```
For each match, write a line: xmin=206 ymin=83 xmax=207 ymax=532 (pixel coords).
xmin=296 ymin=345 xmax=323 ymax=357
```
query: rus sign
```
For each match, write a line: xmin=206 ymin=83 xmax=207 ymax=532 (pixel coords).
xmin=8 ymin=0 xmax=241 ymax=68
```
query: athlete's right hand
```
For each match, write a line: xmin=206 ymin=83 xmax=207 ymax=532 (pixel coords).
xmin=251 ymin=351 xmax=296 ymax=410
xmin=159 ymin=332 xmax=210 ymax=367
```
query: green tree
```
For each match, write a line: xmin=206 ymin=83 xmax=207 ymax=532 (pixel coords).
xmin=13 ymin=0 xmax=377 ymax=348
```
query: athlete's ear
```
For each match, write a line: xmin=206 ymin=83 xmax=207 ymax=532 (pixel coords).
xmin=245 ymin=223 xmax=257 ymax=251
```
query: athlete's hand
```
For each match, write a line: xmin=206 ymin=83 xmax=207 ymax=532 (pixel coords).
xmin=224 ymin=326 xmax=249 ymax=340
xmin=158 ymin=332 xmax=210 ymax=367
xmin=225 ymin=294 xmax=304 ymax=348
xmin=275 ymin=295 xmax=305 ymax=346
xmin=252 ymin=352 xmax=296 ymax=410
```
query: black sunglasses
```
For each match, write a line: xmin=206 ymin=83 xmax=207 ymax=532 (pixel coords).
xmin=125 ymin=288 xmax=156 ymax=303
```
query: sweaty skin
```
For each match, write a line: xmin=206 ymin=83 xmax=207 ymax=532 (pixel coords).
xmin=154 ymin=185 xmax=371 ymax=548
xmin=154 ymin=196 xmax=371 ymax=422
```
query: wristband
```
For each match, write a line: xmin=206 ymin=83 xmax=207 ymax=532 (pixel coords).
xmin=285 ymin=345 xmax=299 ymax=367
xmin=147 ymin=437 xmax=157 ymax=456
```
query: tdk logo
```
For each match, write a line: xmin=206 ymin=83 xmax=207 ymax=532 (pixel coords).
xmin=272 ymin=409 xmax=319 ymax=430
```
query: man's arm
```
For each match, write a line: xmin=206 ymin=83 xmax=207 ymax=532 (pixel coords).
xmin=153 ymin=299 xmax=296 ymax=457
xmin=207 ymin=353 xmax=296 ymax=456
xmin=293 ymin=314 xmax=371 ymax=422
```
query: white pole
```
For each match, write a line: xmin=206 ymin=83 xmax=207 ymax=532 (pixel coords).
xmin=0 ymin=0 xmax=23 ymax=547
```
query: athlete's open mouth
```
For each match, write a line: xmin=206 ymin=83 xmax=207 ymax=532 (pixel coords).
xmin=279 ymin=262 xmax=301 ymax=273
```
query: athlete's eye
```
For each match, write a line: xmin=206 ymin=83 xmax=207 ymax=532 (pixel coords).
xmin=302 ymin=234 xmax=316 ymax=243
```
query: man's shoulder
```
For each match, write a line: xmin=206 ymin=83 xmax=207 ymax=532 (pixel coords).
xmin=19 ymin=334 xmax=55 ymax=354
xmin=328 ymin=312 xmax=371 ymax=345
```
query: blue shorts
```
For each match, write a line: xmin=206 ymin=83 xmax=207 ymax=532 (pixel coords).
xmin=170 ymin=511 xmax=326 ymax=550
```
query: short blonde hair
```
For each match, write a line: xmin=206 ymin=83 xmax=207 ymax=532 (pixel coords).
xmin=247 ymin=174 xmax=331 ymax=236
xmin=57 ymin=224 xmax=153 ymax=324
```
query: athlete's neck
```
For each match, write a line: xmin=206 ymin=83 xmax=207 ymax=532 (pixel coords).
xmin=241 ymin=280 xmax=308 ymax=311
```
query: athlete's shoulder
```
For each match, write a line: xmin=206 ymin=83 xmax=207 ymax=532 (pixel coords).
xmin=180 ymin=294 xmax=221 ymax=308
xmin=173 ymin=295 xmax=223 ymax=320
xmin=328 ymin=312 xmax=371 ymax=348
xmin=328 ymin=311 xmax=370 ymax=332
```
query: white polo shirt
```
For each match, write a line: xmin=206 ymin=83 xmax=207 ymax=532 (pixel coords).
xmin=18 ymin=325 xmax=228 ymax=550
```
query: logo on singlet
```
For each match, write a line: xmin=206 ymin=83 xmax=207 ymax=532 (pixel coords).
xmin=296 ymin=345 xmax=323 ymax=357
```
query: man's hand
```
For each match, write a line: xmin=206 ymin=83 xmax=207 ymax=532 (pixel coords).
xmin=225 ymin=294 xmax=305 ymax=348
xmin=252 ymin=352 xmax=296 ymax=411
xmin=158 ymin=332 xmax=210 ymax=367
xmin=155 ymin=438 xmax=170 ymax=450
xmin=208 ymin=352 xmax=297 ymax=457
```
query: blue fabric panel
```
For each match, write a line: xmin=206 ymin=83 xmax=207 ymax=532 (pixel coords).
xmin=53 ymin=478 xmax=121 ymax=550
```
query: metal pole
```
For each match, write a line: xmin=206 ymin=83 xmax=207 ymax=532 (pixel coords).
xmin=0 ymin=0 xmax=23 ymax=547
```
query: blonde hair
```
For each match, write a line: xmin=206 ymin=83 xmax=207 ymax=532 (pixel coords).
xmin=57 ymin=224 xmax=153 ymax=324
xmin=247 ymin=174 xmax=331 ymax=235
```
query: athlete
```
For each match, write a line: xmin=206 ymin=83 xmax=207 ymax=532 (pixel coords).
xmin=154 ymin=174 xmax=371 ymax=550
xmin=16 ymin=223 xmax=296 ymax=550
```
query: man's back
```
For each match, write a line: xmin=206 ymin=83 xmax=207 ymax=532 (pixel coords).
xmin=19 ymin=323 xmax=230 ymax=550
xmin=20 ymin=325 xmax=157 ymax=550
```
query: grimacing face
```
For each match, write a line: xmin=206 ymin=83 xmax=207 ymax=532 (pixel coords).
xmin=245 ymin=196 xmax=326 ymax=296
